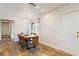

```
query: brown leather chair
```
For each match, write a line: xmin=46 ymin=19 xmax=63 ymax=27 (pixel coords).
xmin=32 ymin=36 xmax=39 ymax=48
xmin=18 ymin=34 xmax=27 ymax=43
xmin=18 ymin=34 xmax=28 ymax=48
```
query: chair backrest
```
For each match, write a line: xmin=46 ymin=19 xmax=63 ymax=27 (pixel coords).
xmin=32 ymin=36 xmax=39 ymax=44
xmin=18 ymin=34 xmax=21 ymax=41
xmin=18 ymin=34 xmax=26 ymax=43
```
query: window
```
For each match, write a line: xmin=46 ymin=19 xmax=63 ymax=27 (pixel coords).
xmin=31 ymin=22 xmax=36 ymax=34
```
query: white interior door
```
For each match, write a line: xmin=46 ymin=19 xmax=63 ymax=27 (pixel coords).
xmin=60 ymin=11 xmax=79 ymax=55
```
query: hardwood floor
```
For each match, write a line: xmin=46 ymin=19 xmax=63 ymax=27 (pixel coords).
xmin=0 ymin=36 xmax=72 ymax=56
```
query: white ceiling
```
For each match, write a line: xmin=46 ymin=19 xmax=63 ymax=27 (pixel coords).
xmin=34 ymin=3 xmax=65 ymax=12
xmin=0 ymin=3 xmax=67 ymax=19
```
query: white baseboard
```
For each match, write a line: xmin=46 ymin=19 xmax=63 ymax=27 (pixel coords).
xmin=40 ymin=41 xmax=74 ymax=55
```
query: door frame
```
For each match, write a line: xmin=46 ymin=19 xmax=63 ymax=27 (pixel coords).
xmin=0 ymin=19 xmax=15 ymax=39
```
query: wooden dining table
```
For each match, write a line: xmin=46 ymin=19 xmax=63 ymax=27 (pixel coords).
xmin=18 ymin=33 xmax=39 ymax=48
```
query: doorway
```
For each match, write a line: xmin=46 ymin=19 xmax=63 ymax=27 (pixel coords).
xmin=1 ymin=21 xmax=10 ymax=39
xmin=1 ymin=20 xmax=15 ymax=39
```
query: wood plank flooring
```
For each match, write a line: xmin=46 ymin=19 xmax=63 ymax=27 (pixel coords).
xmin=0 ymin=36 xmax=73 ymax=56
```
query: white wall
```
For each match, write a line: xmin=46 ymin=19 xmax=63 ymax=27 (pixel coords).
xmin=0 ymin=20 xmax=1 ymax=40
xmin=14 ymin=16 xmax=29 ymax=41
xmin=40 ymin=4 xmax=79 ymax=55
xmin=60 ymin=11 xmax=79 ymax=55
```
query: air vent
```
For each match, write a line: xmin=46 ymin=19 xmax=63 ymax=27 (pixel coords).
xmin=29 ymin=3 xmax=36 ymax=6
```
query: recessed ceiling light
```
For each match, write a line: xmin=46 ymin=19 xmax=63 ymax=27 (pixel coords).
xmin=42 ymin=9 xmax=45 ymax=12
xmin=36 ymin=7 xmax=40 ymax=9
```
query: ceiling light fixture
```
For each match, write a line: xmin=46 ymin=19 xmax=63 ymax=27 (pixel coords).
xmin=36 ymin=7 xmax=40 ymax=9
xmin=42 ymin=9 xmax=45 ymax=12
